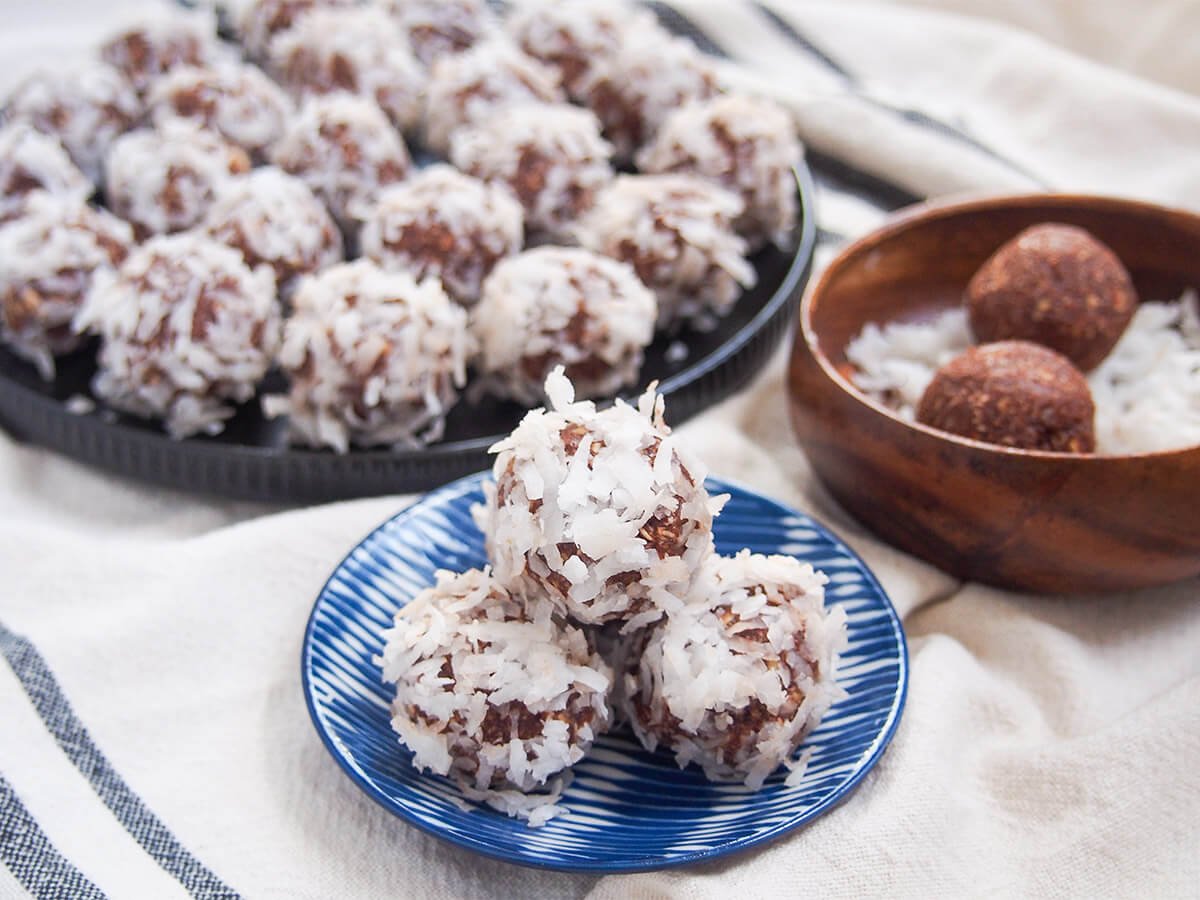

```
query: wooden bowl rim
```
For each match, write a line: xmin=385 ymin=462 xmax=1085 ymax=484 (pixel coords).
xmin=799 ymin=191 xmax=1200 ymax=462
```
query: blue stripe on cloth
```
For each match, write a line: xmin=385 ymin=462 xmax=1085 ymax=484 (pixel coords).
xmin=0 ymin=622 xmax=242 ymax=900
xmin=751 ymin=2 xmax=1050 ymax=187
xmin=808 ymin=148 xmax=922 ymax=212
xmin=751 ymin=2 xmax=857 ymax=80
xmin=640 ymin=1 xmax=731 ymax=57
xmin=0 ymin=772 xmax=109 ymax=900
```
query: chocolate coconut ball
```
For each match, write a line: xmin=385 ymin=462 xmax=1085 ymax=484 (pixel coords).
xmin=574 ymin=173 xmax=756 ymax=331
xmin=450 ymin=102 xmax=614 ymax=241
xmin=4 ymin=63 xmax=141 ymax=185
xmin=637 ymin=93 xmax=803 ymax=250
xmin=74 ymin=233 xmax=281 ymax=438
xmin=618 ymin=551 xmax=845 ymax=788
xmin=0 ymin=123 xmax=92 ymax=225
xmin=382 ymin=0 xmax=498 ymax=69
xmin=99 ymin=8 xmax=224 ymax=97
xmin=359 ymin=164 xmax=523 ymax=307
xmin=505 ymin=0 xmax=662 ymax=103
xmin=379 ymin=568 xmax=612 ymax=824
xmin=477 ymin=368 xmax=726 ymax=628
xmin=422 ymin=39 xmax=565 ymax=155
xmin=233 ymin=0 xmax=356 ymax=63
xmin=268 ymin=5 xmax=426 ymax=134
xmin=965 ymin=223 xmax=1139 ymax=372
xmin=576 ymin=30 xmax=720 ymax=164
xmin=915 ymin=340 xmax=1096 ymax=453
xmin=0 ymin=194 xmax=133 ymax=379
xmin=203 ymin=167 xmax=343 ymax=297
xmin=103 ymin=121 xmax=251 ymax=239
xmin=269 ymin=93 xmax=412 ymax=232
xmin=146 ymin=61 xmax=293 ymax=161
xmin=265 ymin=260 xmax=472 ymax=451
xmin=470 ymin=247 xmax=657 ymax=404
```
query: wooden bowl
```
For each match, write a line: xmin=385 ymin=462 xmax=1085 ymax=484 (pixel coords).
xmin=787 ymin=193 xmax=1200 ymax=594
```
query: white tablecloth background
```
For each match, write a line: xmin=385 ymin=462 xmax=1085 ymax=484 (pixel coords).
xmin=1 ymin=1 xmax=1198 ymax=897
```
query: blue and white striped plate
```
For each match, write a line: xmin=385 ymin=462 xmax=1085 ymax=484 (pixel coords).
xmin=301 ymin=472 xmax=908 ymax=872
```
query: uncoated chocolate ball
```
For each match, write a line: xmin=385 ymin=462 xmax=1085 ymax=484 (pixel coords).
xmin=965 ymin=223 xmax=1137 ymax=371
xmin=916 ymin=340 xmax=1096 ymax=453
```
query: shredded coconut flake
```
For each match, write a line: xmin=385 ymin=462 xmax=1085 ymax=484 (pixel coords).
xmin=574 ymin=173 xmax=755 ymax=331
xmin=637 ymin=93 xmax=803 ymax=249
xmin=267 ymin=259 xmax=472 ymax=451
xmin=846 ymin=296 xmax=1200 ymax=454
xmin=470 ymin=246 xmax=657 ymax=404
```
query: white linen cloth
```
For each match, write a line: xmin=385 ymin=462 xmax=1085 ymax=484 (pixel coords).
xmin=1 ymin=1 xmax=1198 ymax=897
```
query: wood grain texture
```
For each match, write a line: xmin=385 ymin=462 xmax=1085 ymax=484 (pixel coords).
xmin=787 ymin=193 xmax=1200 ymax=594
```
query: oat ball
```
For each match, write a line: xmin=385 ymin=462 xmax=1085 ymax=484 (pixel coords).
xmin=618 ymin=551 xmax=845 ymax=789
xmin=0 ymin=123 xmax=92 ymax=225
xmin=268 ymin=5 xmax=426 ymax=134
xmin=359 ymin=164 xmax=522 ymax=307
xmin=505 ymin=0 xmax=661 ymax=102
xmin=146 ymin=62 xmax=293 ymax=160
xmin=422 ymin=39 xmax=565 ymax=155
xmin=4 ymin=63 xmax=141 ymax=185
xmin=0 ymin=194 xmax=133 ymax=379
xmin=576 ymin=30 xmax=720 ymax=164
xmin=378 ymin=567 xmax=612 ymax=825
xmin=103 ymin=121 xmax=251 ymax=239
xmin=965 ymin=223 xmax=1139 ymax=372
xmin=99 ymin=7 xmax=224 ymax=97
xmin=233 ymin=0 xmax=357 ymax=62
xmin=915 ymin=340 xmax=1096 ymax=453
xmin=450 ymin=102 xmax=614 ymax=241
xmin=477 ymin=368 xmax=726 ymax=628
xmin=203 ymin=167 xmax=343 ymax=297
xmin=637 ymin=93 xmax=803 ymax=250
xmin=574 ymin=173 xmax=755 ymax=331
xmin=264 ymin=260 xmax=472 ymax=451
xmin=382 ymin=0 xmax=498 ymax=69
xmin=269 ymin=93 xmax=412 ymax=231
xmin=471 ymin=247 xmax=657 ymax=404
xmin=74 ymin=234 xmax=280 ymax=439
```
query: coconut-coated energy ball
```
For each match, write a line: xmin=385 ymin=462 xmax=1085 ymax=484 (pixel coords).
xmin=574 ymin=173 xmax=755 ymax=331
xmin=382 ymin=0 xmax=498 ymax=69
xmin=233 ymin=0 xmax=357 ymax=62
xmin=0 ymin=194 xmax=133 ymax=379
xmin=965 ymin=223 xmax=1139 ymax=372
xmin=99 ymin=7 xmax=225 ymax=97
xmin=146 ymin=61 xmax=293 ymax=161
xmin=470 ymin=247 xmax=657 ymax=404
xmin=265 ymin=260 xmax=472 ymax=451
xmin=422 ymin=39 xmax=565 ymax=155
xmin=576 ymin=29 xmax=720 ymax=164
xmin=637 ymin=93 xmax=803 ymax=250
xmin=915 ymin=340 xmax=1096 ymax=453
xmin=359 ymin=164 xmax=523 ymax=307
xmin=0 ymin=124 xmax=92 ymax=227
xmin=618 ymin=550 xmax=845 ymax=789
xmin=269 ymin=93 xmax=412 ymax=231
xmin=203 ymin=167 xmax=343 ymax=297
xmin=378 ymin=567 xmax=612 ymax=824
xmin=74 ymin=233 xmax=281 ymax=438
xmin=268 ymin=5 xmax=426 ymax=134
xmin=103 ymin=121 xmax=251 ymax=239
xmin=505 ymin=0 xmax=662 ymax=103
xmin=4 ymin=63 xmax=141 ymax=185
xmin=450 ymin=102 xmax=614 ymax=241
xmin=477 ymin=368 xmax=727 ymax=628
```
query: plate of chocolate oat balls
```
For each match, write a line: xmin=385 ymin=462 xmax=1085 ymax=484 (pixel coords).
xmin=0 ymin=0 xmax=816 ymax=502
